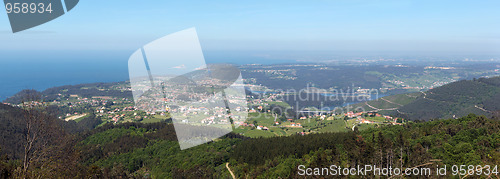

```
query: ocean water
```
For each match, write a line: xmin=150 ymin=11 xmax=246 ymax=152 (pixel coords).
xmin=0 ymin=59 xmax=130 ymax=101
xmin=0 ymin=50 xmax=298 ymax=101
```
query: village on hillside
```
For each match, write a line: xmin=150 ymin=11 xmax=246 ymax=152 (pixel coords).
xmin=3 ymin=81 xmax=406 ymax=138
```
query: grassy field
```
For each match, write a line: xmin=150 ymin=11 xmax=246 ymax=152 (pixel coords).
xmin=234 ymin=114 xmax=399 ymax=138
xmin=239 ymin=128 xmax=276 ymax=138
xmin=141 ymin=115 xmax=168 ymax=123
xmin=265 ymin=101 xmax=291 ymax=108
xmin=345 ymin=119 xmax=357 ymax=129
xmin=317 ymin=119 xmax=349 ymax=133
xmin=74 ymin=114 xmax=88 ymax=122
xmin=365 ymin=116 xmax=387 ymax=123
xmin=282 ymin=127 xmax=305 ymax=135
xmin=201 ymin=103 xmax=405 ymax=138
xmin=246 ymin=113 xmax=277 ymax=127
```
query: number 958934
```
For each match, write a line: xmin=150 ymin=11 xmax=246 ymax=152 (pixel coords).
xmin=451 ymin=165 xmax=498 ymax=176
xmin=5 ymin=3 xmax=53 ymax=14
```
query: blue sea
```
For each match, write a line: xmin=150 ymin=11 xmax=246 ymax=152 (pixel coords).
xmin=0 ymin=59 xmax=130 ymax=101
xmin=0 ymin=50 xmax=298 ymax=101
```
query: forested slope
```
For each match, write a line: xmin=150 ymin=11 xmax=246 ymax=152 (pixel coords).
xmin=395 ymin=77 xmax=500 ymax=120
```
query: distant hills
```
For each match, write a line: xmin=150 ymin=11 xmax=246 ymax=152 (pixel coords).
xmin=3 ymin=82 xmax=132 ymax=104
xmin=5 ymin=74 xmax=500 ymax=122
xmin=351 ymin=76 xmax=500 ymax=121
xmin=241 ymin=63 xmax=500 ymax=92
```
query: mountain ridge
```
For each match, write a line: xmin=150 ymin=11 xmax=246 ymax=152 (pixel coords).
xmin=348 ymin=76 xmax=500 ymax=121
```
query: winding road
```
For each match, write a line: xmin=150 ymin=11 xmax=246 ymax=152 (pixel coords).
xmin=365 ymin=101 xmax=399 ymax=112
xmin=226 ymin=162 xmax=236 ymax=179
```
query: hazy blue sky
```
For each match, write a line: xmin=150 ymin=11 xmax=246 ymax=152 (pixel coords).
xmin=1 ymin=0 xmax=500 ymax=59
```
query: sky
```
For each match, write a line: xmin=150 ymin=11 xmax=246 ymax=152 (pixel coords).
xmin=1 ymin=0 xmax=500 ymax=61
xmin=1 ymin=0 xmax=500 ymax=100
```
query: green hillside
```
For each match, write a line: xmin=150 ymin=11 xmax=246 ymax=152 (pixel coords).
xmin=2 ymin=113 xmax=496 ymax=178
xmin=345 ymin=92 xmax=421 ymax=114
xmin=347 ymin=76 xmax=500 ymax=121
xmin=395 ymin=77 xmax=500 ymax=121
xmin=0 ymin=97 xmax=499 ymax=178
